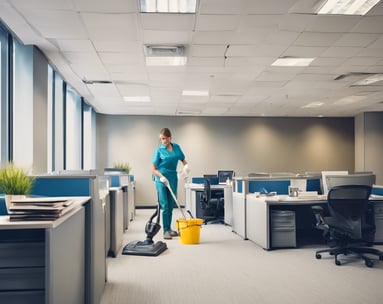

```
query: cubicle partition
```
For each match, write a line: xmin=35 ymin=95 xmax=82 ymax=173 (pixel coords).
xmin=104 ymin=169 xmax=134 ymax=229
xmin=30 ymin=173 xmax=109 ymax=304
xmin=104 ymin=170 xmax=133 ymax=259
xmin=108 ymin=187 xmax=124 ymax=257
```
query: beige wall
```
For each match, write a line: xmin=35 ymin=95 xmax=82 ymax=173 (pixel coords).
xmin=355 ymin=112 xmax=383 ymax=184
xmin=96 ymin=115 xmax=354 ymax=206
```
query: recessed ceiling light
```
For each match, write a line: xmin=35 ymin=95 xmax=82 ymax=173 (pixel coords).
xmin=176 ymin=110 xmax=201 ymax=115
xmin=123 ymin=96 xmax=151 ymax=102
xmin=182 ymin=90 xmax=209 ymax=96
xmin=302 ymin=102 xmax=324 ymax=108
xmin=318 ymin=0 xmax=380 ymax=15
xmin=271 ymin=57 xmax=315 ymax=67
xmin=145 ymin=56 xmax=187 ymax=66
xmin=352 ymin=74 xmax=383 ymax=86
xmin=334 ymin=95 xmax=366 ymax=105
xmin=139 ymin=0 xmax=197 ymax=13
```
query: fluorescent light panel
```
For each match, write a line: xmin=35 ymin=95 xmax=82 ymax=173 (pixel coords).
xmin=302 ymin=102 xmax=324 ymax=108
xmin=271 ymin=57 xmax=315 ymax=67
xmin=123 ymin=96 xmax=151 ymax=102
xmin=334 ymin=95 xmax=366 ymax=105
xmin=182 ymin=90 xmax=209 ymax=96
xmin=139 ymin=0 xmax=197 ymax=13
xmin=318 ymin=0 xmax=380 ymax=15
xmin=145 ymin=56 xmax=187 ymax=66
xmin=352 ymin=74 xmax=383 ymax=86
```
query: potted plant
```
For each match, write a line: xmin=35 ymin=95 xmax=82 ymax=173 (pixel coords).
xmin=113 ymin=162 xmax=132 ymax=175
xmin=0 ymin=163 xmax=35 ymax=212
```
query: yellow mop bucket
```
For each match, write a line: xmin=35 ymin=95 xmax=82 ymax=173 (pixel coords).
xmin=176 ymin=218 xmax=203 ymax=244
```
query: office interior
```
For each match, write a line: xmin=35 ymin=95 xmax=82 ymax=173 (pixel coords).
xmin=1 ymin=1 xmax=383 ymax=303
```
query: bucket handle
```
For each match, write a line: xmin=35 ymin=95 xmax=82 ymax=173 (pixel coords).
xmin=177 ymin=220 xmax=202 ymax=231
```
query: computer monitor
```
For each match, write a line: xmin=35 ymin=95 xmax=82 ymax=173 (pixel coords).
xmin=325 ymin=174 xmax=376 ymax=192
xmin=321 ymin=171 xmax=348 ymax=195
xmin=217 ymin=170 xmax=235 ymax=184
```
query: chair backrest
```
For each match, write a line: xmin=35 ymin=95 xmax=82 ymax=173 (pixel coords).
xmin=327 ymin=185 xmax=372 ymax=239
xmin=203 ymin=178 xmax=212 ymax=202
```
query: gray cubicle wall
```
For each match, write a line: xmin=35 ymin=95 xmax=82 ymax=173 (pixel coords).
xmin=97 ymin=115 xmax=354 ymax=207
xmin=30 ymin=173 xmax=108 ymax=304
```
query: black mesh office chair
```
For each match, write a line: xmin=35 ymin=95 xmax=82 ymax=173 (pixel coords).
xmin=200 ymin=178 xmax=224 ymax=224
xmin=312 ymin=185 xmax=383 ymax=267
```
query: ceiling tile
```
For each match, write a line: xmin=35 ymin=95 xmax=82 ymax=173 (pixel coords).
xmin=196 ymin=14 xmax=240 ymax=31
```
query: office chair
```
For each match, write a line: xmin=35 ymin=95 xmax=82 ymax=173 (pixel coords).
xmin=199 ymin=178 xmax=224 ymax=224
xmin=312 ymin=185 xmax=383 ymax=267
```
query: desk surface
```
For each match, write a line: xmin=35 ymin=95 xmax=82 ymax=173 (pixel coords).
xmin=185 ymin=183 xmax=232 ymax=190
xmin=247 ymin=193 xmax=383 ymax=205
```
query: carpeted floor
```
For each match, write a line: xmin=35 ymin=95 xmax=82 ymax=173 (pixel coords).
xmin=100 ymin=208 xmax=383 ymax=304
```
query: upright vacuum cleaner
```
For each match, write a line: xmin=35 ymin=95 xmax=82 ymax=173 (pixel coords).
xmin=122 ymin=203 xmax=168 ymax=257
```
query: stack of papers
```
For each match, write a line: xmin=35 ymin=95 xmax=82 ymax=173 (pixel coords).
xmin=8 ymin=197 xmax=75 ymax=221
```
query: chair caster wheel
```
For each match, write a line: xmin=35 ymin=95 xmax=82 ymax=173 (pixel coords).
xmin=365 ymin=260 xmax=373 ymax=268
xmin=315 ymin=253 xmax=321 ymax=259
xmin=335 ymin=260 xmax=341 ymax=266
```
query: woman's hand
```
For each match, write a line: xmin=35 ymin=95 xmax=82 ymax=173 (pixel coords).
xmin=160 ymin=176 xmax=169 ymax=185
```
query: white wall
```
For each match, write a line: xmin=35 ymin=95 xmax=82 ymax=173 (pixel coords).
xmin=97 ymin=115 xmax=354 ymax=206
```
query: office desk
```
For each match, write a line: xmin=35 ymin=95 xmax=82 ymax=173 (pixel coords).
xmin=246 ymin=194 xmax=383 ymax=250
xmin=231 ymin=175 xmax=322 ymax=240
xmin=0 ymin=197 xmax=90 ymax=304
xmin=246 ymin=194 xmax=326 ymax=250
xmin=185 ymin=183 xmax=233 ymax=225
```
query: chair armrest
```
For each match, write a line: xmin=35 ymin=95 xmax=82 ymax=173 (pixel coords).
xmin=311 ymin=205 xmax=324 ymax=215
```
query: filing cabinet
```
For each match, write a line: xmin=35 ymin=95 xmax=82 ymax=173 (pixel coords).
xmin=0 ymin=230 xmax=45 ymax=304
xmin=270 ymin=210 xmax=296 ymax=248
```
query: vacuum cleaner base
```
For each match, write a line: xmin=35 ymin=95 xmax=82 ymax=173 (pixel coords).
xmin=122 ymin=240 xmax=168 ymax=257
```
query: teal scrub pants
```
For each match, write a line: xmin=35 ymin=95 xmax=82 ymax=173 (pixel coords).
xmin=156 ymin=176 xmax=177 ymax=232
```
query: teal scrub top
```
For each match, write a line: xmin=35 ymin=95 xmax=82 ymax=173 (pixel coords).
xmin=152 ymin=143 xmax=185 ymax=181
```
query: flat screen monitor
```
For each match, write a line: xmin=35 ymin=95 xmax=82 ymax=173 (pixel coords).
xmin=325 ymin=174 xmax=376 ymax=192
xmin=321 ymin=171 xmax=348 ymax=195
xmin=217 ymin=170 xmax=235 ymax=184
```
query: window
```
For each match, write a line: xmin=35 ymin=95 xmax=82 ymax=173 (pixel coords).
xmin=65 ymin=86 xmax=82 ymax=169
xmin=12 ymin=39 xmax=33 ymax=170
xmin=53 ymin=72 xmax=64 ymax=171
xmin=0 ymin=24 xmax=9 ymax=164
xmin=83 ymin=103 xmax=96 ymax=170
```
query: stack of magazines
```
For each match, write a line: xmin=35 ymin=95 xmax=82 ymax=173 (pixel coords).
xmin=8 ymin=197 xmax=75 ymax=221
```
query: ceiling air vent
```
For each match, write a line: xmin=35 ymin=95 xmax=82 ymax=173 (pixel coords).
xmin=144 ymin=45 xmax=187 ymax=66
xmin=82 ymin=79 xmax=112 ymax=84
xmin=144 ymin=45 xmax=185 ymax=57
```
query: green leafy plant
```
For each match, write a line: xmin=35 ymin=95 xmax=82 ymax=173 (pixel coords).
xmin=0 ymin=163 xmax=35 ymax=195
xmin=113 ymin=162 xmax=132 ymax=175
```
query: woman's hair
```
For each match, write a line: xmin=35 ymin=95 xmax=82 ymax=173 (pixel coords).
xmin=160 ymin=128 xmax=172 ymax=138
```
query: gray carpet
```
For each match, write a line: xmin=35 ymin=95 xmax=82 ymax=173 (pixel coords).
xmin=100 ymin=209 xmax=383 ymax=304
